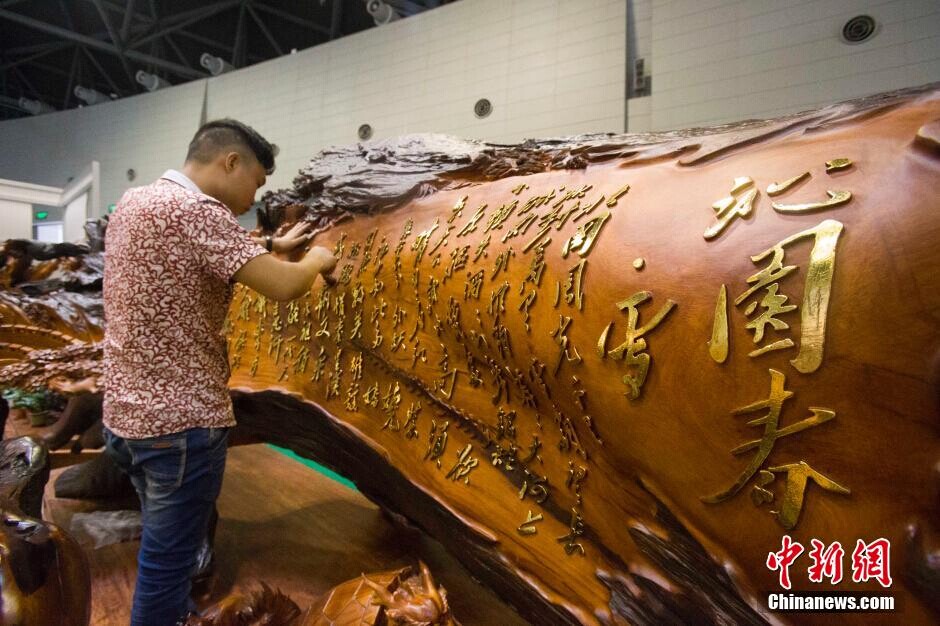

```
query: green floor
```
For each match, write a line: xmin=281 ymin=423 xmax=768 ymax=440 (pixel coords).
xmin=267 ymin=443 xmax=357 ymax=490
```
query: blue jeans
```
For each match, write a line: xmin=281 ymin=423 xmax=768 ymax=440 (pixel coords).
xmin=104 ymin=426 xmax=229 ymax=626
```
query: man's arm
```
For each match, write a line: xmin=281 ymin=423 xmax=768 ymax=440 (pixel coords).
xmin=234 ymin=246 xmax=337 ymax=302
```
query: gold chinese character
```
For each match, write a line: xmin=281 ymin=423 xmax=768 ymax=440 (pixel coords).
xmin=484 ymin=200 xmax=518 ymax=233
xmin=766 ymin=171 xmax=809 ymax=196
xmin=444 ymin=443 xmax=479 ymax=484
xmin=763 ymin=461 xmax=850 ymax=529
xmin=562 ymin=211 xmax=611 ymax=258
xmin=403 ymin=401 xmax=422 ymax=439
xmin=465 ymin=269 xmax=485 ymax=300
xmin=518 ymin=474 xmax=549 ymax=503
xmin=311 ymin=346 xmax=328 ymax=382
xmin=735 ymin=219 xmax=842 ymax=373
xmin=566 ymin=461 xmax=588 ymax=505
xmin=563 ymin=259 xmax=586 ymax=310
xmin=489 ymin=281 xmax=509 ymax=319
xmin=326 ymin=349 xmax=343 ymax=399
xmin=362 ymin=382 xmax=379 ymax=407
xmin=708 ymin=284 xmax=729 ymax=363
xmin=424 ymin=419 xmax=450 ymax=468
xmin=519 ymin=290 xmax=537 ymax=332
xmin=772 ymin=190 xmax=851 ymax=214
xmin=550 ymin=315 xmax=582 ymax=375
xmin=344 ymin=381 xmax=359 ymax=411
xmin=702 ymin=368 xmax=843 ymax=521
xmin=557 ymin=508 xmax=586 ymax=556
xmin=448 ymin=195 xmax=468 ymax=223
xmin=605 ymin=183 xmax=630 ymax=207
xmin=381 ymin=382 xmax=402 ymax=431
xmin=517 ymin=510 xmax=543 ymax=535
xmin=411 ymin=219 xmax=440 ymax=266
xmin=600 ymin=291 xmax=676 ymax=399
xmin=457 ymin=204 xmax=486 ymax=237
xmin=704 ymin=177 xmax=757 ymax=240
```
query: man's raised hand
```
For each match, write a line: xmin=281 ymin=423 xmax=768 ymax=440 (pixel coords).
xmin=273 ymin=221 xmax=314 ymax=253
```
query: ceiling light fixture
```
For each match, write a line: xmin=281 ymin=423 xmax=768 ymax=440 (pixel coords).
xmin=200 ymin=53 xmax=234 ymax=76
xmin=135 ymin=71 xmax=171 ymax=91
xmin=17 ymin=97 xmax=56 ymax=115
xmin=74 ymin=86 xmax=110 ymax=105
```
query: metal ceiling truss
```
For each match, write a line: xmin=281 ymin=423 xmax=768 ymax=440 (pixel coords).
xmin=0 ymin=0 xmax=450 ymax=119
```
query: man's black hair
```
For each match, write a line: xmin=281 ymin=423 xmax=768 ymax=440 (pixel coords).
xmin=186 ymin=118 xmax=278 ymax=174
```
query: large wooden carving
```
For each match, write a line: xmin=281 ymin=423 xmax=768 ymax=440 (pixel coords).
xmin=0 ymin=85 xmax=938 ymax=624
xmin=227 ymin=85 xmax=940 ymax=624
xmin=0 ymin=231 xmax=106 ymax=341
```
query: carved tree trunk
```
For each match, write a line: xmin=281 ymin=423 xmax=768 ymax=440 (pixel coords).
xmin=226 ymin=84 xmax=940 ymax=625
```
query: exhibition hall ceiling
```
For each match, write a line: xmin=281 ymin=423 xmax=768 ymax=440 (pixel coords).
xmin=0 ymin=0 xmax=456 ymax=120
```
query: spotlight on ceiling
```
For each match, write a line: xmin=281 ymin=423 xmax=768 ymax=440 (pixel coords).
xmin=365 ymin=0 xmax=400 ymax=25
xmin=200 ymin=53 xmax=234 ymax=76
xmin=74 ymin=86 xmax=110 ymax=105
xmin=17 ymin=97 xmax=56 ymax=115
xmin=135 ymin=70 xmax=170 ymax=92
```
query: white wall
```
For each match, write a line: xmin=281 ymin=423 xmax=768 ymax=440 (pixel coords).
xmin=626 ymin=94 xmax=652 ymax=132
xmin=0 ymin=178 xmax=61 ymax=240
xmin=647 ymin=0 xmax=940 ymax=130
xmin=0 ymin=199 xmax=33 ymax=240
xmin=206 ymin=0 xmax=626 ymax=191
xmin=0 ymin=0 xmax=626 ymax=218
xmin=63 ymin=193 xmax=88 ymax=243
xmin=0 ymin=81 xmax=205 ymax=213
xmin=3 ymin=0 xmax=937 ymax=215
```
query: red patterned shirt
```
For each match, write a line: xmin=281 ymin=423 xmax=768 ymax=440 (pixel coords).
xmin=103 ymin=172 xmax=266 ymax=438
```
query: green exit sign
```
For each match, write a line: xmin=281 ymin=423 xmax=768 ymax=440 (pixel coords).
xmin=35 ymin=211 xmax=48 ymax=220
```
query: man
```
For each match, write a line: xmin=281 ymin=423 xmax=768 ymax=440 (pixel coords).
xmin=102 ymin=118 xmax=336 ymax=625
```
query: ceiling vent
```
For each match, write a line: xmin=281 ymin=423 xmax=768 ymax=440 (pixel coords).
xmin=841 ymin=15 xmax=877 ymax=44
xmin=474 ymin=98 xmax=492 ymax=119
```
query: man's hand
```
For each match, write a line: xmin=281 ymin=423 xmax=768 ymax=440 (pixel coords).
xmin=305 ymin=245 xmax=338 ymax=285
xmin=273 ymin=222 xmax=314 ymax=253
